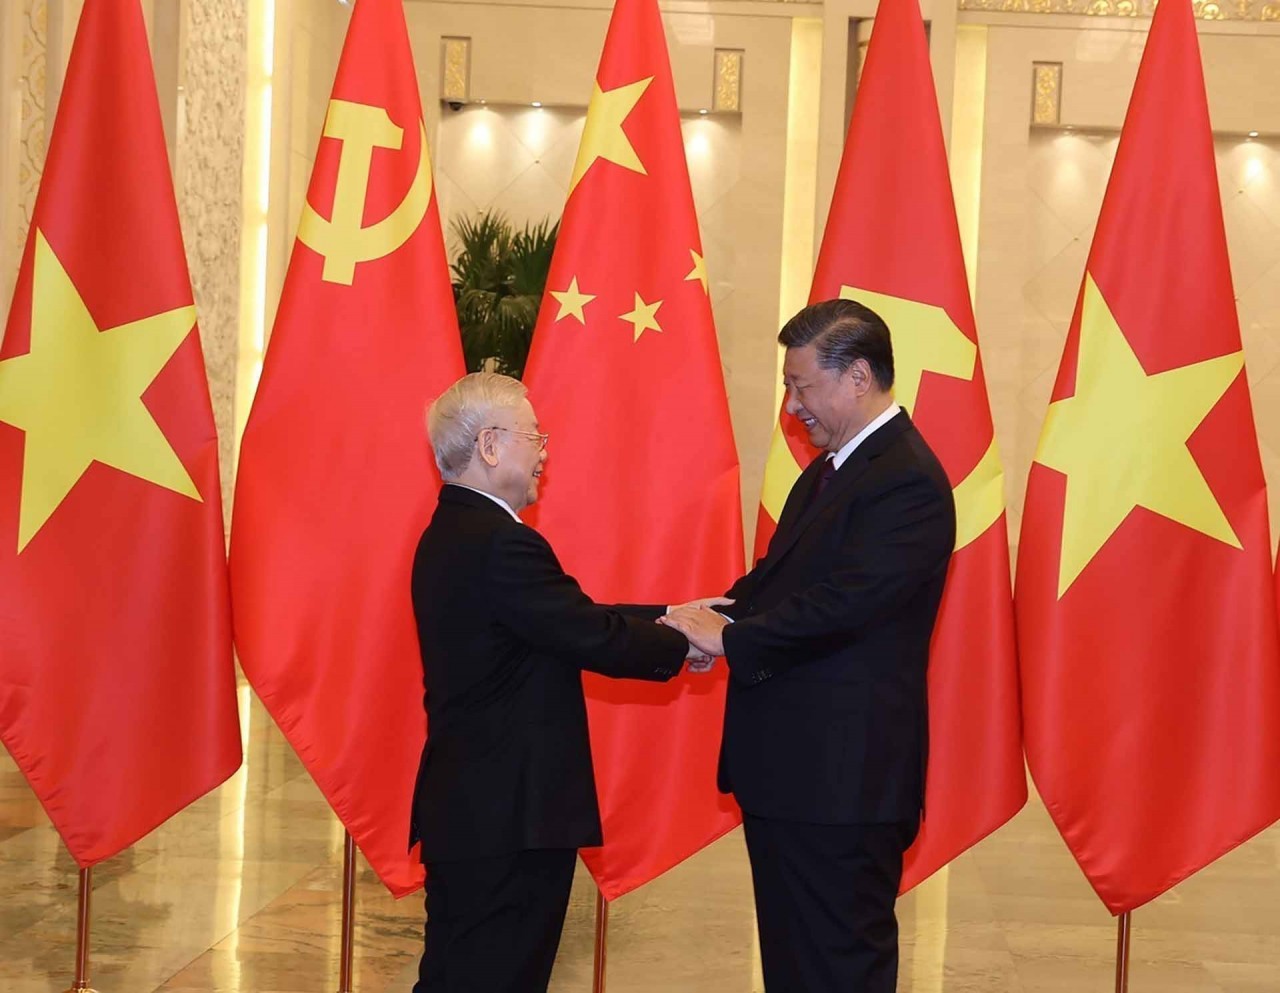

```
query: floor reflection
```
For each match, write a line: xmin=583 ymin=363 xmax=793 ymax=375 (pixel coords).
xmin=2 ymin=685 xmax=1279 ymax=992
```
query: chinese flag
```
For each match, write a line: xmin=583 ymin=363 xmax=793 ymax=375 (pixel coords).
xmin=0 ymin=0 xmax=240 ymax=864
xmin=522 ymin=0 xmax=744 ymax=899
xmin=229 ymin=0 xmax=464 ymax=896
xmin=1016 ymin=0 xmax=1280 ymax=913
xmin=760 ymin=0 xmax=1026 ymax=892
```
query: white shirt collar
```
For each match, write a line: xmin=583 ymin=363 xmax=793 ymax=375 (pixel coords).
xmin=829 ymin=403 xmax=901 ymax=470
xmin=446 ymin=482 xmax=522 ymax=522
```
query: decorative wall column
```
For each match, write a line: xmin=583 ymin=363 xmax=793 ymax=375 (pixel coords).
xmin=16 ymin=0 xmax=47 ymax=251
xmin=175 ymin=0 xmax=247 ymax=520
xmin=0 ymin=0 xmax=47 ymax=309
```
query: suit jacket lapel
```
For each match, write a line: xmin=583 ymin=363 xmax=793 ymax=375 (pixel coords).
xmin=771 ymin=457 xmax=824 ymax=542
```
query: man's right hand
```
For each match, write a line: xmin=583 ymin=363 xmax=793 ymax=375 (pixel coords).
xmin=686 ymin=651 xmax=715 ymax=673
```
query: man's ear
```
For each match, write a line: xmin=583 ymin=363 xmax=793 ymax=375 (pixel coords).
xmin=476 ymin=428 xmax=500 ymax=468
xmin=848 ymin=358 xmax=873 ymax=397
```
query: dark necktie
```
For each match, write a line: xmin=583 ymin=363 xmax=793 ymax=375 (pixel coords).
xmin=806 ymin=456 xmax=836 ymax=510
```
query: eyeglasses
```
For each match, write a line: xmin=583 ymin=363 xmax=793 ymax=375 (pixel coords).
xmin=482 ymin=426 xmax=550 ymax=451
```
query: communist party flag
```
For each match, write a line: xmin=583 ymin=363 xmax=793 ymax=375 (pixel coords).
xmin=0 ymin=0 xmax=240 ymax=864
xmin=522 ymin=0 xmax=744 ymax=899
xmin=754 ymin=404 xmax=817 ymax=559
xmin=755 ymin=0 xmax=1026 ymax=892
xmin=230 ymin=0 xmax=464 ymax=896
xmin=1016 ymin=0 xmax=1280 ymax=914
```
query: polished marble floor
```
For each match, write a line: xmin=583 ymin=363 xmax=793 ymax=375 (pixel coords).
xmin=3 ymin=684 xmax=1280 ymax=992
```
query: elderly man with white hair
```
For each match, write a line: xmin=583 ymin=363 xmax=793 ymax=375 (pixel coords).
xmin=407 ymin=372 xmax=700 ymax=993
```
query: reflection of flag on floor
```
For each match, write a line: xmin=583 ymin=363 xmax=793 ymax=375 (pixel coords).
xmin=799 ymin=0 xmax=1026 ymax=891
xmin=230 ymin=0 xmax=466 ymax=896
xmin=522 ymin=0 xmax=745 ymax=900
xmin=1016 ymin=0 xmax=1280 ymax=914
xmin=0 ymin=0 xmax=240 ymax=865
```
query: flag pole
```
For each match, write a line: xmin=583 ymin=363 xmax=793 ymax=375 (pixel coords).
xmin=337 ymin=831 xmax=357 ymax=992
xmin=63 ymin=867 xmax=98 ymax=993
xmin=591 ymin=888 xmax=609 ymax=993
xmin=1114 ymin=911 xmax=1131 ymax=993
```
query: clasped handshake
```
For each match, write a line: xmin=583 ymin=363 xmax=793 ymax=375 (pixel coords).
xmin=657 ymin=596 xmax=736 ymax=672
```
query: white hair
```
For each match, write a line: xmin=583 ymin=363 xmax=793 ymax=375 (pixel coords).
xmin=427 ymin=372 xmax=528 ymax=480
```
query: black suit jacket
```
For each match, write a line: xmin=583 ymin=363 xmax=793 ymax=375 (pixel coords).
xmin=719 ymin=410 xmax=955 ymax=825
xmin=409 ymin=485 xmax=688 ymax=862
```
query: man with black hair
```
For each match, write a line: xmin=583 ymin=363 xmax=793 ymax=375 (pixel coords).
xmin=665 ymin=298 xmax=956 ymax=993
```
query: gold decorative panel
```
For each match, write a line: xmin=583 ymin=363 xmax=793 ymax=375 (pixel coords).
xmin=441 ymin=37 xmax=470 ymax=103
xmin=853 ymin=19 xmax=878 ymax=88
xmin=960 ymin=0 xmax=1280 ymax=19
xmin=1032 ymin=62 xmax=1062 ymax=126
xmin=713 ymin=49 xmax=743 ymax=113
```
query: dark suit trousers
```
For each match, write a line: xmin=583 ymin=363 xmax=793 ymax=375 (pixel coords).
xmin=413 ymin=848 xmax=576 ymax=993
xmin=743 ymin=815 xmax=917 ymax=993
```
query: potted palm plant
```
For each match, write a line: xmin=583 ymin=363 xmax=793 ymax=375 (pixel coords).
xmin=449 ymin=211 xmax=558 ymax=379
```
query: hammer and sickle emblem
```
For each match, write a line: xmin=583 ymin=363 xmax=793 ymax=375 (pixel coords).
xmin=298 ymin=100 xmax=433 ymax=285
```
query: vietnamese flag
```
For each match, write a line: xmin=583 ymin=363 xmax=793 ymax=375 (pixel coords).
xmin=1016 ymin=0 xmax=1280 ymax=913
xmin=522 ymin=0 xmax=744 ymax=899
xmin=782 ymin=0 xmax=1025 ymax=891
xmin=229 ymin=0 xmax=465 ymax=896
xmin=0 ymin=0 xmax=240 ymax=864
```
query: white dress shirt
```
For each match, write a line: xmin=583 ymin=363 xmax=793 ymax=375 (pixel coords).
xmin=446 ymin=483 xmax=521 ymax=522
xmin=828 ymin=403 xmax=901 ymax=471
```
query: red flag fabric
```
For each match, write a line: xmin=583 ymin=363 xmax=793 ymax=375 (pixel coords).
xmin=521 ymin=0 xmax=744 ymax=900
xmin=229 ymin=0 xmax=465 ymax=896
xmin=792 ymin=0 xmax=1026 ymax=892
xmin=0 ymin=0 xmax=240 ymax=864
xmin=1016 ymin=0 xmax=1280 ymax=913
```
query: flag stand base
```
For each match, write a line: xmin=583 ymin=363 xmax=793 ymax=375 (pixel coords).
xmin=1114 ymin=911 xmax=1131 ymax=993
xmin=337 ymin=831 xmax=357 ymax=993
xmin=62 ymin=867 xmax=99 ymax=993
xmin=592 ymin=889 xmax=609 ymax=993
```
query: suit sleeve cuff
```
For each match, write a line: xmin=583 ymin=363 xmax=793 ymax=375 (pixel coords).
xmin=722 ymin=622 xmax=773 ymax=686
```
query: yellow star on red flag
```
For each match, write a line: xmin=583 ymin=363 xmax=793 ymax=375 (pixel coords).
xmin=0 ymin=231 xmax=200 ymax=552
xmin=685 ymin=250 xmax=709 ymax=294
xmin=620 ymin=292 xmax=663 ymax=342
xmin=1035 ymin=273 xmax=1242 ymax=596
xmin=568 ymin=77 xmax=653 ymax=195
xmin=550 ymin=276 xmax=596 ymax=325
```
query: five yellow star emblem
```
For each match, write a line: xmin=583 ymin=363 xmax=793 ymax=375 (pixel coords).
xmin=620 ymin=293 xmax=663 ymax=342
xmin=0 ymin=230 xmax=201 ymax=553
xmin=549 ymin=276 xmax=596 ymax=325
xmin=569 ymin=77 xmax=653 ymax=196
xmin=1036 ymin=273 xmax=1243 ymax=597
